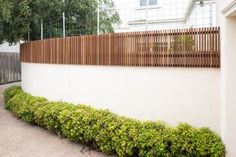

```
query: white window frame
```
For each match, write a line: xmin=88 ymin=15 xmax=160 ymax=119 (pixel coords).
xmin=140 ymin=0 xmax=158 ymax=6
xmin=138 ymin=0 xmax=160 ymax=10
xmin=148 ymin=0 xmax=158 ymax=6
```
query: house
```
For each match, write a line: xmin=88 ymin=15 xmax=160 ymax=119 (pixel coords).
xmin=113 ymin=0 xmax=216 ymax=32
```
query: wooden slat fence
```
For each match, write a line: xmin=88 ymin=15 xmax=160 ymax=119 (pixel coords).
xmin=0 ymin=52 xmax=21 ymax=85
xmin=20 ymin=27 xmax=220 ymax=68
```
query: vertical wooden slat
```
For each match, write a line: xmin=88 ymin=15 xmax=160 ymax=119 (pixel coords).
xmin=20 ymin=27 xmax=220 ymax=68
xmin=0 ymin=52 xmax=21 ymax=85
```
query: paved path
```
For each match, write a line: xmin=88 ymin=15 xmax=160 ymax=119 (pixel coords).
xmin=0 ymin=83 xmax=115 ymax=157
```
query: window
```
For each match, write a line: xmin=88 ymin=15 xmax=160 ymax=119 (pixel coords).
xmin=149 ymin=0 xmax=157 ymax=5
xmin=140 ymin=0 xmax=147 ymax=6
xmin=140 ymin=0 xmax=157 ymax=7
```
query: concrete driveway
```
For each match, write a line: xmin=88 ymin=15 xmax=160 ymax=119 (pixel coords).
xmin=0 ymin=83 xmax=115 ymax=157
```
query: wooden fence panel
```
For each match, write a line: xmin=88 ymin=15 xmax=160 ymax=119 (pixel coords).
xmin=0 ymin=52 xmax=21 ymax=85
xmin=20 ymin=27 xmax=220 ymax=68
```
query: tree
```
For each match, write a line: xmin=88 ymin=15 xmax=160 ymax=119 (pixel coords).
xmin=0 ymin=0 xmax=120 ymax=44
xmin=64 ymin=0 xmax=120 ymax=36
xmin=171 ymin=35 xmax=194 ymax=52
xmin=0 ymin=0 xmax=32 ymax=44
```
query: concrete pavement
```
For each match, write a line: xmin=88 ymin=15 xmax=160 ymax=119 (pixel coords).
xmin=0 ymin=83 xmax=115 ymax=157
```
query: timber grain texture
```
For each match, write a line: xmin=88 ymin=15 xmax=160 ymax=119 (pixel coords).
xmin=20 ymin=27 xmax=220 ymax=68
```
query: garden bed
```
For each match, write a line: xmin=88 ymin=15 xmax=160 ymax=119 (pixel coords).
xmin=4 ymin=86 xmax=225 ymax=157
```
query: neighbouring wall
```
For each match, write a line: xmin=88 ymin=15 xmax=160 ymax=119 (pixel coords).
xmin=21 ymin=62 xmax=221 ymax=132
xmin=0 ymin=42 xmax=19 ymax=53
xmin=217 ymin=0 xmax=236 ymax=156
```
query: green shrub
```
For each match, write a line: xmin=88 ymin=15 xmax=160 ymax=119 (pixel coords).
xmin=4 ymin=86 xmax=225 ymax=157
xmin=3 ymin=86 xmax=22 ymax=109
xmin=34 ymin=102 xmax=74 ymax=135
xmin=7 ymin=92 xmax=47 ymax=123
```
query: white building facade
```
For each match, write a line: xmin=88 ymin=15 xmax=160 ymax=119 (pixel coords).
xmin=217 ymin=0 xmax=236 ymax=156
xmin=114 ymin=0 xmax=216 ymax=32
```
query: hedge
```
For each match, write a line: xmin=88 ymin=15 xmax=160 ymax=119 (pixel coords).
xmin=4 ymin=86 xmax=225 ymax=157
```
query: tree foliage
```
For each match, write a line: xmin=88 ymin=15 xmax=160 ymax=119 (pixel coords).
xmin=0 ymin=0 xmax=120 ymax=44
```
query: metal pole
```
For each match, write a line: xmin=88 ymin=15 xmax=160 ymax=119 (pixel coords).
xmin=63 ymin=0 xmax=66 ymax=37
xmin=145 ymin=0 xmax=148 ymax=31
xmin=97 ymin=0 xmax=100 ymax=35
xmin=27 ymin=22 xmax=30 ymax=41
xmin=28 ymin=30 xmax=30 ymax=41
xmin=41 ymin=20 xmax=43 ymax=40
xmin=210 ymin=0 xmax=213 ymax=26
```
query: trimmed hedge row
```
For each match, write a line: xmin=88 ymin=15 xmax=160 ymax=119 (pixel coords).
xmin=4 ymin=86 xmax=225 ymax=157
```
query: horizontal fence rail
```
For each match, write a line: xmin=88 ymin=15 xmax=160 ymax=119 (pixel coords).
xmin=0 ymin=52 xmax=21 ymax=85
xmin=20 ymin=27 xmax=220 ymax=68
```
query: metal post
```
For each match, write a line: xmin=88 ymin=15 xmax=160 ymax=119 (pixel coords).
xmin=41 ymin=20 xmax=43 ymax=40
xmin=97 ymin=0 xmax=100 ymax=35
xmin=27 ymin=22 xmax=30 ymax=41
xmin=210 ymin=0 xmax=213 ymax=26
xmin=63 ymin=0 xmax=66 ymax=37
xmin=28 ymin=30 xmax=30 ymax=42
xmin=145 ymin=0 xmax=148 ymax=31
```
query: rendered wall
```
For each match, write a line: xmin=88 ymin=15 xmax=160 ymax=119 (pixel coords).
xmin=217 ymin=0 xmax=236 ymax=156
xmin=21 ymin=62 xmax=221 ymax=132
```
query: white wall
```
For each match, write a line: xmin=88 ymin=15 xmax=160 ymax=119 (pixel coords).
xmin=0 ymin=42 xmax=19 ymax=53
xmin=21 ymin=62 xmax=221 ymax=132
xmin=217 ymin=0 xmax=236 ymax=156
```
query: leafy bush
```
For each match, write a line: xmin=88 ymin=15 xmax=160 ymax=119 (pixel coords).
xmin=3 ymin=86 xmax=22 ymax=106
xmin=4 ymin=86 xmax=225 ymax=157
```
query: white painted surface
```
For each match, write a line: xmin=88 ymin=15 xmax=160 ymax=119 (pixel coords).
xmin=114 ymin=0 xmax=216 ymax=32
xmin=21 ymin=63 xmax=221 ymax=132
xmin=217 ymin=0 xmax=236 ymax=156
xmin=0 ymin=42 xmax=19 ymax=53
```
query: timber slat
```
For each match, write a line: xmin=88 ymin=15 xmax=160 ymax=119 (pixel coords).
xmin=20 ymin=27 xmax=220 ymax=68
